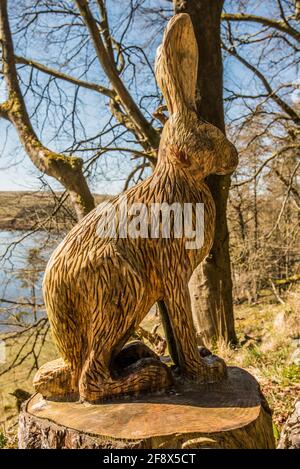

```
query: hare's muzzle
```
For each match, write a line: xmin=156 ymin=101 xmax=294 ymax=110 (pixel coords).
xmin=215 ymin=140 xmax=238 ymax=176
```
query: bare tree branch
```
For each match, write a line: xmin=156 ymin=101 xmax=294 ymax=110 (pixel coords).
xmin=0 ymin=0 xmax=95 ymax=220
xmin=75 ymin=0 xmax=160 ymax=155
xmin=266 ymin=159 xmax=300 ymax=238
xmin=274 ymin=167 xmax=300 ymax=208
xmin=222 ymin=43 xmax=300 ymax=126
xmin=222 ymin=12 xmax=300 ymax=43
xmin=0 ymin=48 xmax=115 ymax=99
xmin=231 ymin=144 xmax=300 ymax=187
xmin=96 ymin=0 xmax=114 ymax=62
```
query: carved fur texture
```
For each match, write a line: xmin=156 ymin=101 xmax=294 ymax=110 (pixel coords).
xmin=33 ymin=13 xmax=238 ymax=402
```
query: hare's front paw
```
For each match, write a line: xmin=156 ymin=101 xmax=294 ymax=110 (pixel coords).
xmin=175 ymin=351 xmax=227 ymax=384
xmin=200 ymin=353 xmax=227 ymax=384
xmin=33 ymin=358 xmax=78 ymax=400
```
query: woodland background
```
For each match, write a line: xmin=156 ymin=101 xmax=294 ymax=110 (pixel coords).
xmin=0 ymin=0 xmax=299 ymax=448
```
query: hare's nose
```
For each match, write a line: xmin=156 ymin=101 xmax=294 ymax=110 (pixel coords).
xmin=215 ymin=142 xmax=238 ymax=175
xmin=229 ymin=145 xmax=239 ymax=169
xmin=224 ymin=146 xmax=238 ymax=174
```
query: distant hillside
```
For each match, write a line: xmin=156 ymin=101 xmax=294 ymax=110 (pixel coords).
xmin=0 ymin=191 xmax=111 ymax=231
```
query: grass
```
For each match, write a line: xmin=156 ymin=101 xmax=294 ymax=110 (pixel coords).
xmin=0 ymin=431 xmax=7 ymax=449
xmin=0 ymin=332 xmax=58 ymax=446
xmin=140 ymin=304 xmax=298 ymax=416
xmin=210 ymin=299 xmax=300 ymax=438
xmin=0 ymin=293 xmax=299 ymax=448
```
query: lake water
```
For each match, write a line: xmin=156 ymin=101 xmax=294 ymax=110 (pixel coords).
xmin=0 ymin=230 xmax=63 ymax=329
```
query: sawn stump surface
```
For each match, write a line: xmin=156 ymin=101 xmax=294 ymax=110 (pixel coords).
xmin=19 ymin=367 xmax=275 ymax=449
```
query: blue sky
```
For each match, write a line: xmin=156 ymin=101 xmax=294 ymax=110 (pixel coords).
xmin=0 ymin=0 xmax=298 ymax=194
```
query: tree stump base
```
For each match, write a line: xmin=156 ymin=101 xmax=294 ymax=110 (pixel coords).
xmin=18 ymin=367 xmax=275 ymax=449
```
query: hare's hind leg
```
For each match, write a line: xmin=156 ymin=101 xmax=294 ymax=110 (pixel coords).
xmin=79 ymin=307 xmax=173 ymax=402
xmin=79 ymin=270 xmax=173 ymax=402
xmin=80 ymin=340 xmax=173 ymax=403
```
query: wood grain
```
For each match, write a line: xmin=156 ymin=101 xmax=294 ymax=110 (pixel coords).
xmin=21 ymin=367 xmax=275 ymax=449
xmin=33 ymin=13 xmax=238 ymax=402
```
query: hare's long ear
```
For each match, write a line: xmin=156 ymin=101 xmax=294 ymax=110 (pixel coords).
xmin=155 ymin=13 xmax=198 ymax=116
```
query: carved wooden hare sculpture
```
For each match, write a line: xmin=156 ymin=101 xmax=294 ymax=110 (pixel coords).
xmin=34 ymin=14 xmax=238 ymax=402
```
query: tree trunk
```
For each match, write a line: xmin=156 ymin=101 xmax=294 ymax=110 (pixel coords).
xmin=174 ymin=0 xmax=237 ymax=344
xmin=19 ymin=367 xmax=275 ymax=449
